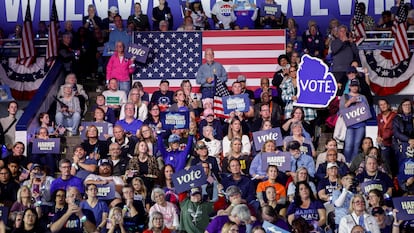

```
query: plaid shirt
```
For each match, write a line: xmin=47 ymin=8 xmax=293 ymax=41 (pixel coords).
xmin=280 ymin=77 xmax=317 ymax=121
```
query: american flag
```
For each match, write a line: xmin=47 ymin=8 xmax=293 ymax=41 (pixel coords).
xmin=133 ymin=30 xmax=286 ymax=93
xmin=17 ymin=1 xmax=36 ymax=67
xmin=46 ymin=0 xmax=59 ymax=66
xmin=391 ymin=0 xmax=409 ymax=65
xmin=352 ymin=0 xmax=366 ymax=46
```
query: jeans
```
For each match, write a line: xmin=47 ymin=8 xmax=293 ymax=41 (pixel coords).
xmin=119 ymin=81 xmax=131 ymax=96
xmin=344 ymin=126 xmax=366 ymax=162
xmin=55 ymin=112 xmax=81 ymax=134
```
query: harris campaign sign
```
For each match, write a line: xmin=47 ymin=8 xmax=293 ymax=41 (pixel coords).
xmin=160 ymin=111 xmax=190 ymax=130
xmin=222 ymin=94 xmax=250 ymax=114
xmin=32 ymin=138 xmax=60 ymax=154
xmin=260 ymin=152 xmax=291 ymax=172
xmin=393 ymin=196 xmax=414 ymax=221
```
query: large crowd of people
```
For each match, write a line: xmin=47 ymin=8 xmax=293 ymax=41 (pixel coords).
xmin=1 ymin=1 xmax=414 ymax=233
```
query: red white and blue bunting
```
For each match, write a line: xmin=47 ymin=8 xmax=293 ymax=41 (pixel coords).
xmin=0 ymin=57 xmax=49 ymax=100
xmin=359 ymin=50 xmax=413 ymax=96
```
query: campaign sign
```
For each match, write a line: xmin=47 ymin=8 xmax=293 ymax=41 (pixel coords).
xmin=340 ymin=100 xmax=372 ymax=127
xmin=260 ymin=4 xmax=282 ymax=17
xmin=222 ymin=94 xmax=250 ymax=114
xmin=172 ymin=164 xmax=207 ymax=193
xmin=32 ymin=138 xmax=60 ymax=154
xmin=125 ymin=43 xmax=149 ymax=63
xmin=260 ymin=152 xmax=291 ymax=172
xmin=234 ymin=0 xmax=255 ymax=10
xmin=252 ymin=127 xmax=283 ymax=151
xmin=96 ymin=182 xmax=116 ymax=201
xmin=263 ymin=220 xmax=290 ymax=233
xmin=295 ymin=54 xmax=338 ymax=108
xmin=398 ymin=159 xmax=414 ymax=182
xmin=80 ymin=122 xmax=109 ymax=141
xmin=393 ymin=196 xmax=414 ymax=221
xmin=0 ymin=206 xmax=8 ymax=225
xmin=360 ymin=180 xmax=386 ymax=195
xmin=160 ymin=111 xmax=190 ymax=130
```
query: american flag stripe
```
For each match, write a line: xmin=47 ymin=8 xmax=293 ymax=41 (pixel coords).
xmin=391 ymin=1 xmax=409 ymax=65
xmin=17 ymin=1 xmax=35 ymax=67
xmin=202 ymin=30 xmax=285 ymax=79
xmin=46 ymin=0 xmax=59 ymax=66
xmin=133 ymin=30 xmax=285 ymax=94
xmin=352 ymin=0 xmax=366 ymax=46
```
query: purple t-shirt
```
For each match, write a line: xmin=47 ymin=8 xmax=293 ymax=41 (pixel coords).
xmin=206 ymin=216 xmax=246 ymax=233
xmin=287 ymin=200 xmax=324 ymax=225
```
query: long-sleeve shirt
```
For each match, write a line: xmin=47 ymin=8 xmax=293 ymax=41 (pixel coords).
xmin=196 ymin=62 xmax=227 ymax=88
xmin=157 ymin=134 xmax=194 ymax=171
xmin=106 ymin=52 xmax=135 ymax=82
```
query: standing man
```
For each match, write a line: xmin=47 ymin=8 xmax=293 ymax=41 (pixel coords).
xmin=0 ymin=101 xmax=18 ymax=149
xmin=331 ymin=25 xmax=359 ymax=85
xmin=108 ymin=15 xmax=131 ymax=52
xmin=196 ymin=48 xmax=228 ymax=99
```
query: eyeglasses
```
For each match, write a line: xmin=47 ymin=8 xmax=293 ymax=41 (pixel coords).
xmin=353 ymin=200 xmax=364 ymax=204
xmin=289 ymin=70 xmax=296 ymax=73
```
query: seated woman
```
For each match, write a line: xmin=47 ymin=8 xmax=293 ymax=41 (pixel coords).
xmin=222 ymin=117 xmax=251 ymax=156
xmin=149 ymin=188 xmax=179 ymax=232
xmin=126 ymin=140 xmax=159 ymax=191
xmin=250 ymin=139 xmax=287 ymax=184
xmin=30 ymin=127 xmax=59 ymax=175
xmin=287 ymin=167 xmax=317 ymax=202
xmin=317 ymin=162 xmax=340 ymax=203
xmin=283 ymin=122 xmax=316 ymax=157
xmin=143 ymin=211 xmax=171 ymax=233
xmin=315 ymin=138 xmax=346 ymax=170
xmin=287 ymin=181 xmax=326 ymax=232
xmin=55 ymin=83 xmax=81 ymax=136
xmin=80 ymin=125 xmax=109 ymax=160
xmin=256 ymin=165 xmax=287 ymax=216
xmin=81 ymin=184 xmax=109 ymax=232
xmin=136 ymin=124 xmax=157 ymax=156
xmin=281 ymin=107 xmax=313 ymax=139
xmin=221 ymin=137 xmax=251 ymax=175
xmin=119 ymin=87 xmax=148 ymax=122
xmin=12 ymin=208 xmax=45 ymax=233
xmin=10 ymin=186 xmax=42 ymax=220
xmin=157 ymin=164 xmax=179 ymax=206
xmin=57 ymin=73 xmax=88 ymax=117
xmin=169 ymin=89 xmax=196 ymax=123
xmin=91 ymin=94 xmax=116 ymax=125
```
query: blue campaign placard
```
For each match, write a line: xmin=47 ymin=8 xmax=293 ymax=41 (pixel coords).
xmin=80 ymin=122 xmax=109 ymax=141
xmin=32 ymin=138 xmax=60 ymax=154
xmin=160 ymin=111 xmax=190 ymax=130
xmin=263 ymin=220 xmax=290 ymax=233
xmin=398 ymin=159 xmax=414 ymax=182
xmin=360 ymin=180 xmax=386 ymax=195
xmin=124 ymin=43 xmax=149 ymax=63
xmin=393 ymin=196 xmax=414 ymax=221
xmin=340 ymin=101 xmax=372 ymax=127
xmin=96 ymin=182 xmax=116 ymax=201
xmin=0 ymin=206 xmax=8 ymax=225
xmin=260 ymin=4 xmax=282 ymax=17
xmin=260 ymin=152 xmax=291 ymax=172
xmin=222 ymin=94 xmax=250 ymax=114
xmin=172 ymin=164 xmax=207 ymax=193
xmin=252 ymin=127 xmax=283 ymax=151
xmin=295 ymin=54 xmax=338 ymax=108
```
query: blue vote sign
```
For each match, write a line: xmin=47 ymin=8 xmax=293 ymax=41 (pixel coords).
xmin=172 ymin=164 xmax=207 ymax=193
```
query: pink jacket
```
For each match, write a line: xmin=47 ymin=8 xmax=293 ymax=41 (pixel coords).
xmin=106 ymin=52 xmax=135 ymax=82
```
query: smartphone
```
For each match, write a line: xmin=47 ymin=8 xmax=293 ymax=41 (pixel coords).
xmin=106 ymin=218 xmax=112 ymax=229
xmin=74 ymin=199 xmax=80 ymax=206
xmin=33 ymin=184 xmax=40 ymax=193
